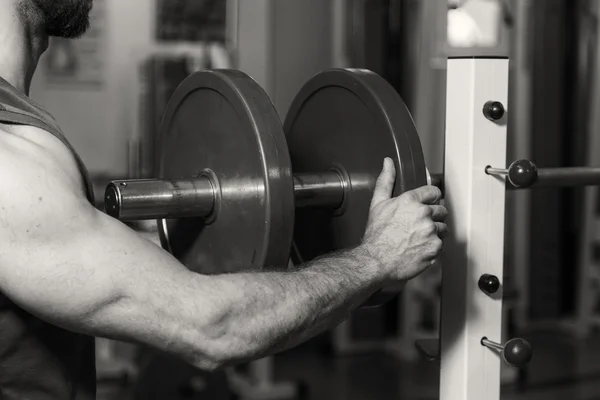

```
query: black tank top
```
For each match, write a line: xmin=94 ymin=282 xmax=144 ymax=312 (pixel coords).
xmin=0 ymin=77 xmax=96 ymax=399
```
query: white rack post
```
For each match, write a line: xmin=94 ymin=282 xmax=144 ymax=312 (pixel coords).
xmin=440 ymin=57 xmax=509 ymax=400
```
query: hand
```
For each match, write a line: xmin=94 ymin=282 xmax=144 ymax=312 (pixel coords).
xmin=361 ymin=158 xmax=448 ymax=283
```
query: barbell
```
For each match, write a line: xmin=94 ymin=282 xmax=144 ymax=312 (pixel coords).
xmin=106 ymin=68 xmax=427 ymax=306
xmin=105 ymin=68 xmax=600 ymax=307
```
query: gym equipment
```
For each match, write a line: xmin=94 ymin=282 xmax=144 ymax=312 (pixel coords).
xmin=437 ymin=57 xmax=515 ymax=400
xmin=480 ymin=338 xmax=533 ymax=368
xmin=108 ymin=70 xmax=296 ymax=275
xmin=482 ymin=101 xmax=506 ymax=122
xmin=487 ymin=159 xmax=600 ymax=189
xmin=285 ymin=69 xmax=427 ymax=305
xmin=101 ymin=4 xmax=600 ymax=400
xmin=106 ymin=68 xmax=427 ymax=305
xmin=478 ymin=274 xmax=501 ymax=296
xmin=108 ymin=63 xmax=600 ymax=397
xmin=416 ymin=336 xmax=533 ymax=369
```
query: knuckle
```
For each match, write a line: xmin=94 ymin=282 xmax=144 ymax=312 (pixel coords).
xmin=423 ymin=220 xmax=436 ymax=235
xmin=431 ymin=238 xmax=443 ymax=253
xmin=418 ymin=205 xmax=431 ymax=218
xmin=431 ymin=186 xmax=442 ymax=199
xmin=402 ymin=190 xmax=417 ymax=201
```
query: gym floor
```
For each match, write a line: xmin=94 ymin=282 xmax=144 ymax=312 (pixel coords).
xmin=97 ymin=331 xmax=600 ymax=400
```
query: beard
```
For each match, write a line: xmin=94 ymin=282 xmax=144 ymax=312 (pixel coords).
xmin=30 ymin=0 xmax=94 ymax=38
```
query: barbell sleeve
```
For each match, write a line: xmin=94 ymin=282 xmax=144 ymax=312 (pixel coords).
xmin=105 ymin=177 xmax=216 ymax=221
xmin=106 ymin=171 xmax=347 ymax=221
xmin=486 ymin=159 xmax=600 ymax=189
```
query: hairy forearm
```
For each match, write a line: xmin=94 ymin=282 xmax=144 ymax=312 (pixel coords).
xmin=187 ymin=246 xmax=384 ymax=367
xmin=76 ymin=223 xmax=384 ymax=370
xmin=95 ymin=246 xmax=383 ymax=370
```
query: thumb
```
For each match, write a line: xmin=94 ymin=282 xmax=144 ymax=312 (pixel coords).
xmin=370 ymin=158 xmax=396 ymax=209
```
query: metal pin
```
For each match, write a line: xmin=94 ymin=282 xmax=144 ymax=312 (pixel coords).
xmin=485 ymin=166 xmax=508 ymax=176
xmin=481 ymin=337 xmax=503 ymax=351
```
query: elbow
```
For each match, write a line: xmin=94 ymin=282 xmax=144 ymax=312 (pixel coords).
xmin=157 ymin=274 xmax=261 ymax=371
xmin=190 ymin=353 xmax=226 ymax=373
xmin=188 ymin=312 xmax=257 ymax=372
xmin=188 ymin=339 xmax=241 ymax=372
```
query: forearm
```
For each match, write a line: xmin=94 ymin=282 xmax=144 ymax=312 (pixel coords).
xmin=91 ymin=247 xmax=382 ymax=372
xmin=187 ymin=246 xmax=384 ymax=366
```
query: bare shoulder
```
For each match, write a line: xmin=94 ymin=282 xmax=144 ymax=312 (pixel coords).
xmin=0 ymin=123 xmax=87 ymax=196
xmin=0 ymin=123 xmax=92 ymax=224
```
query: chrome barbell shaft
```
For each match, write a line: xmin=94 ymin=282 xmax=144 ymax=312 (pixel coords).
xmin=293 ymin=172 xmax=346 ymax=209
xmin=107 ymin=171 xmax=347 ymax=221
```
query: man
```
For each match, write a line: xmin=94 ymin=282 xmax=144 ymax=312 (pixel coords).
xmin=0 ymin=1 xmax=448 ymax=399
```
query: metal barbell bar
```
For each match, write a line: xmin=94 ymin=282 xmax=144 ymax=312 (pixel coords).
xmin=105 ymin=170 xmax=349 ymax=221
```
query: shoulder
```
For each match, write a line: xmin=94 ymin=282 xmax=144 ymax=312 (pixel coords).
xmin=0 ymin=123 xmax=87 ymax=198
xmin=0 ymin=124 xmax=91 ymax=227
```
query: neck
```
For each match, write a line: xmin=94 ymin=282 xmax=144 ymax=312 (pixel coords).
xmin=0 ymin=1 xmax=48 ymax=95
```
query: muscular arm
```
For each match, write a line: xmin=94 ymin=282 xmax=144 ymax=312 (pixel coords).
xmin=0 ymin=129 xmax=386 ymax=370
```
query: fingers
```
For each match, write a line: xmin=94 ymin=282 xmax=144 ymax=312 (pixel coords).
xmin=435 ymin=222 xmax=449 ymax=238
xmin=430 ymin=205 xmax=449 ymax=222
xmin=370 ymin=158 xmax=396 ymax=210
xmin=410 ymin=185 xmax=443 ymax=205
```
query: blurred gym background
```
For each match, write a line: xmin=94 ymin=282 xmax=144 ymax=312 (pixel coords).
xmin=29 ymin=0 xmax=600 ymax=399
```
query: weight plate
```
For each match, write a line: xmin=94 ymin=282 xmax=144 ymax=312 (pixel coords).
xmin=158 ymin=70 xmax=294 ymax=274
xmin=285 ymin=69 xmax=427 ymax=306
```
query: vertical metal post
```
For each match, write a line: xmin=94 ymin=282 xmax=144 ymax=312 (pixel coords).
xmin=509 ymin=0 xmax=533 ymax=332
xmin=440 ymin=58 xmax=509 ymax=400
xmin=575 ymin=0 xmax=600 ymax=337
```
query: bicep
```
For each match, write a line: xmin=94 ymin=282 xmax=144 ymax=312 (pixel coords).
xmin=0 ymin=156 xmax=192 ymax=337
xmin=0 ymin=198 xmax=189 ymax=332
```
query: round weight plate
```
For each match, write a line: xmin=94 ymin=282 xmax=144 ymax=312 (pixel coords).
xmin=285 ymin=69 xmax=427 ymax=306
xmin=158 ymin=70 xmax=294 ymax=274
